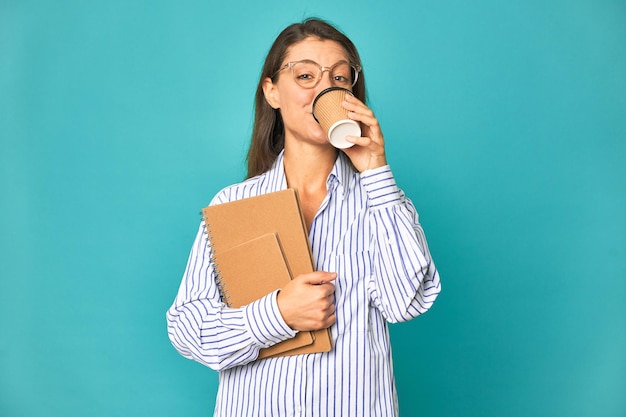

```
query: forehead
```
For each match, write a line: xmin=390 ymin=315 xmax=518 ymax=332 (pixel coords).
xmin=284 ymin=37 xmax=349 ymax=64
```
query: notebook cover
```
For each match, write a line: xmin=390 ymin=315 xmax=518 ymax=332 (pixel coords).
xmin=214 ymin=233 xmax=315 ymax=357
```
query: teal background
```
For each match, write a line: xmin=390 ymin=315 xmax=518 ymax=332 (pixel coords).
xmin=1 ymin=0 xmax=624 ymax=416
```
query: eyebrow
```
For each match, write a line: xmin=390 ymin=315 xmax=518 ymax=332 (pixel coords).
xmin=284 ymin=58 xmax=351 ymax=66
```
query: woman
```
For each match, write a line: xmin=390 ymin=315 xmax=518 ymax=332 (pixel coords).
xmin=167 ymin=18 xmax=441 ymax=417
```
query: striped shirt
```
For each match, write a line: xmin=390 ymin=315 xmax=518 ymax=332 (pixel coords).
xmin=167 ymin=151 xmax=441 ymax=416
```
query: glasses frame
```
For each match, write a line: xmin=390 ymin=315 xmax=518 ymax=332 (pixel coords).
xmin=273 ymin=59 xmax=362 ymax=89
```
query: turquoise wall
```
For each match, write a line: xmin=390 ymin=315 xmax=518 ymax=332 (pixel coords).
xmin=1 ymin=1 xmax=624 ymax=416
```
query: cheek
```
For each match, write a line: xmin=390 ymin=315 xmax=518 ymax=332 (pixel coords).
xmin=281 ymin=93 xmax=317 ymax=119
xmin=286 ymin=87 xmax=315 ymax=108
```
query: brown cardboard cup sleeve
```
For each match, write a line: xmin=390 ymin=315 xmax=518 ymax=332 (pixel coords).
xmin=312 ymin=87 xmax=361 ymax=149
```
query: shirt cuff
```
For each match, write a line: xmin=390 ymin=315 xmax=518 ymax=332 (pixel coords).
xmin=360 ymin=165 xmax=402 ymax=209
xmin=243 ymin=290 xmax=297 ymax=348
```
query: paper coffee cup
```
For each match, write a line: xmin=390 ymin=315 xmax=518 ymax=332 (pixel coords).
xmin=312 ymin=87 xmax=361 ymax=149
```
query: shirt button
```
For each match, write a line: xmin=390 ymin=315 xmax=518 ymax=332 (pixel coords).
xmin=296 ymin=405 xmax=302 ymax=413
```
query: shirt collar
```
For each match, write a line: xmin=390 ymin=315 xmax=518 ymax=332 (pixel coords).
xmin=328 ymin=151 xmax=356 ymax=197
xmin=264 ymin=151 xmax=288 ymax=191
xmin=264 ymin=150 xmax=356 ymax=195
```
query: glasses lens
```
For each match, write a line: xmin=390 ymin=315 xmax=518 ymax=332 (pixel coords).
xmin=290 ymin=61 xmax=359 ymax=88
xmin=292 ymin=62 xmax=320 ymax=88
xmin=330 ymin=63 xmax=355 ymax=88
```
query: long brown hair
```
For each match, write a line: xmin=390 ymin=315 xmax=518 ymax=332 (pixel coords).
xmin=246 ymin=18 xmax=367 ymax=178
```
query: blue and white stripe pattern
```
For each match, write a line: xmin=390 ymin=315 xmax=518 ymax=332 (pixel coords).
xmin=167 ymin=151 xmax=441 ymax=416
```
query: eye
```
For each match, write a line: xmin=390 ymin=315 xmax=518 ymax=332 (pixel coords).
xmin=331 ymin=63 xmax=353 ymax=85
xmin=293 ymin=62 xmax=319 ymax=84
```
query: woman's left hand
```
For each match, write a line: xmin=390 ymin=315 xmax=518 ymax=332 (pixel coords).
xmin=341 ymin=94 xmax=387 ymax=172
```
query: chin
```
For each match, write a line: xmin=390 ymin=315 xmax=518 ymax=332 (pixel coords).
xmin=309 ymin=124 xmax=329 ymax=144
xmin=312 ymin=133 xmax=333 ymax=147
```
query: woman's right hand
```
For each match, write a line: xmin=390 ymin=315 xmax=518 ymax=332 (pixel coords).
xmin=276 ymin=271 xmax=337 ymax=331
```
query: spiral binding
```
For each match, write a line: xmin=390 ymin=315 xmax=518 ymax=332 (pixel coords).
xmin=201 ymin=214 xmax=232 ymax=306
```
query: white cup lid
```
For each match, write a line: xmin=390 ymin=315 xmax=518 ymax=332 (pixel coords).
xmin=328 ymin=119 xmax=361 ymax=149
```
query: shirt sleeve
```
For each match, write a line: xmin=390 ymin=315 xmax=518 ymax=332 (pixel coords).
xmin=360 ymin=165 xmax=442 ymax=323
xmin=166 ymin=221 xmax=296 ymax=371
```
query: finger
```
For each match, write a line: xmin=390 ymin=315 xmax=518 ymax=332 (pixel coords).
xmin=342 ymin=97 xmax=383 ymax=136
xmin=320 ymin=283 xmax=337 ymax=298
xmin=343 ymin=95 xmax=374 ymax=115
xmin=343 ymin=93 xmax=366 ymax=107
xmin=345 ymin=135 xmax=372 ymax=147
xmin=348 ymin=111 xmax=380 ymax=131
xmin=345 ymin=136 xmax=386 ymax=156
xmin=327 ymin=299 xmax=336 ymax=313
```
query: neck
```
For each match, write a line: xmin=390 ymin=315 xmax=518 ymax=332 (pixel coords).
xmin=283 ymin=143 xmax=337 ymax=193
xmin=283 ymin=143 xmax=337 ymax=231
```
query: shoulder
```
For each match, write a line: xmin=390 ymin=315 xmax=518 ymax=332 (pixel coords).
xmin=208 ymin=173 xmax=270 ymax=206
xmin=208 ymin=151 xmax=286 ymax=205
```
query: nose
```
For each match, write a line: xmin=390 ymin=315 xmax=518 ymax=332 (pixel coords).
xmin=317 ymin=69 xmax=334 ymax=91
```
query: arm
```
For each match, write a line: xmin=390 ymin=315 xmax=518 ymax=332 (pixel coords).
xmin=361 ymin=166 xmax=442 ymax=323
xmin=340 ymin=94 xmax=441 ymax=322
xmin=166 ymin=222 xmax=297 ymax=371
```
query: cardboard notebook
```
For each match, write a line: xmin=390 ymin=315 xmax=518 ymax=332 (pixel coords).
xmin=214 ymin=233 xmax=315 ymax=358
xmin=201 ymin=189 xmax=332 ymax=359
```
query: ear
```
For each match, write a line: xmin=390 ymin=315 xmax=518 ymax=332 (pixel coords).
xmin=262 ymin=77 xmax=280 ymax=109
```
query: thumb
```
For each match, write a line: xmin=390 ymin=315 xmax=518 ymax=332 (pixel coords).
xmin=301 ymin=271 xmax=337 ymax=285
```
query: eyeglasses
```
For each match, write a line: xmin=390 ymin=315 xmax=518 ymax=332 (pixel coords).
xmin=274 ymin=59 xmax=361 ymax=89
